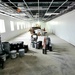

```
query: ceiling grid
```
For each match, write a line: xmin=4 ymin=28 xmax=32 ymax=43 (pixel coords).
xmin=0 ymin=0 xmax=75 ymax=21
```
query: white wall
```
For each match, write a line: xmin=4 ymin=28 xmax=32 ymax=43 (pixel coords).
xmin=46 ymin=9 xmax=75 ymax=46
xmin=40 ymin=21 xmax=46 ymax=29
xmin=0 ymin=13 xmax=30 ymax=41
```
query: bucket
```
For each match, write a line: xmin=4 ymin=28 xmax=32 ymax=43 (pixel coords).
xmin=10 ymin=50 xmax=17 ymax=59
xmin=19 ymin=49 xmax=25 ymax=57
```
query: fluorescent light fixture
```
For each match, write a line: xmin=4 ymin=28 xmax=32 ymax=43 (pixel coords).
xmin=45 ymin=13 xmax=59 ymax=16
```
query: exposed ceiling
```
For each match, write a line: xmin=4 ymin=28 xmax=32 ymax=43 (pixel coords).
xmin=0 ymin=0 xmax=75 ymax=21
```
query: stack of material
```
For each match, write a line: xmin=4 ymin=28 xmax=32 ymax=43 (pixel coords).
xmin=10 ymin=41 xmax=24 ymax=52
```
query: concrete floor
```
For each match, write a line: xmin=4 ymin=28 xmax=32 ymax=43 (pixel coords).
xmin=0 ymin=32 xmax=75 ymax=75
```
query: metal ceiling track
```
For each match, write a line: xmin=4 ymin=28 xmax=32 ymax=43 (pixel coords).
xmin=46 ymin=3 xmax=75 ymax=22
xmin=38 ymin=0 xmax=39 ymax=21
xmin=42 ymin=0 xmax=54 ymax=19
xmin=7 ymin=0 xmax=32 ymax=19
xmin=46 ymin=0 xmax=68 ymax=21
xmin=22 ymin=0 xmax=34 ymax=19
xmin=1 ymin=0 xmax=75 ymax=22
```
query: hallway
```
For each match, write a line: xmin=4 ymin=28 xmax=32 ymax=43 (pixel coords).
xmin=0 ymin=32 xmax=75 ymax=75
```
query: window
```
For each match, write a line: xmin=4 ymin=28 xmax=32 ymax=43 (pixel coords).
xmin=0 ymin=19 xmax=6 ymax=33
xmin=10 ymin=21 xmax=14 ymax=31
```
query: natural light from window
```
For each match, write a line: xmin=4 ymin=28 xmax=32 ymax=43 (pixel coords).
xmin=10 ymin=21 xmax=14 ymax=31
xmin=0 ymin=19 xmax=6 ymax=33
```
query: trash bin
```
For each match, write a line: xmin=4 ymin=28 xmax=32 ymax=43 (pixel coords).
xmin=10 ymin=50 xmax=17 ymax=59
xmin=19 ymin=49 xmax=25 ymax=57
